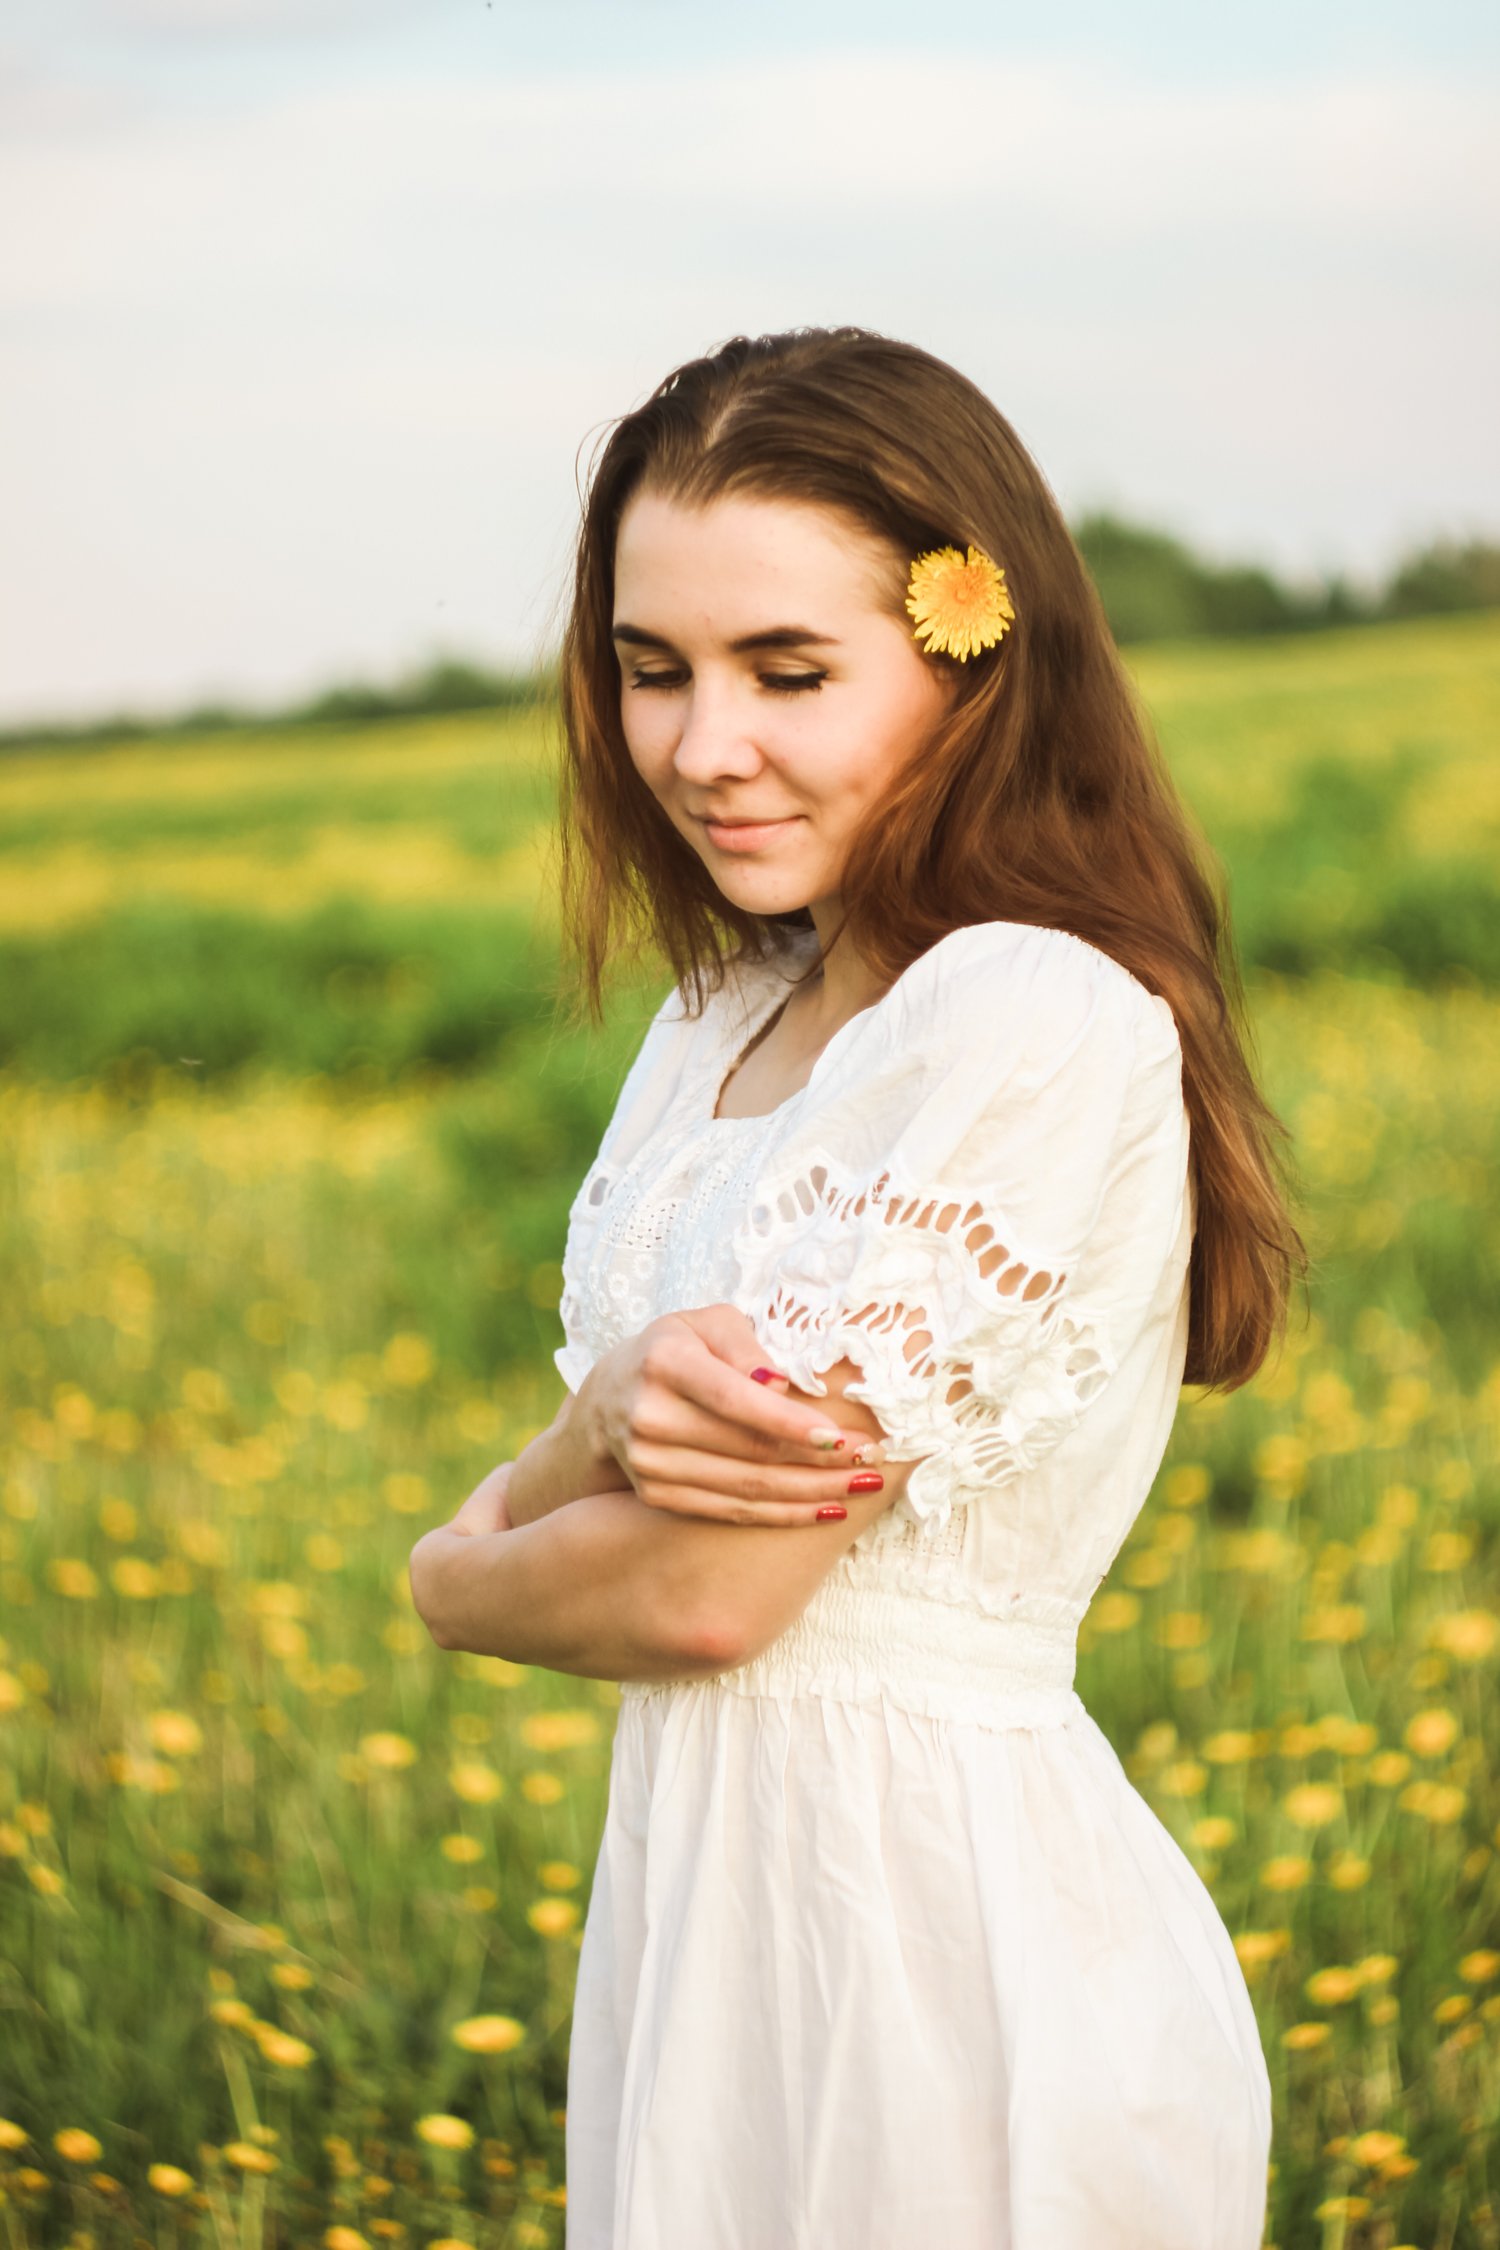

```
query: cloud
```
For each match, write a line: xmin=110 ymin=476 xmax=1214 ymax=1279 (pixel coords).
xmin=97 ymin=0 xmax=426 ymax=37
xmin=0 ymin=48 xmax=1494 ymax=718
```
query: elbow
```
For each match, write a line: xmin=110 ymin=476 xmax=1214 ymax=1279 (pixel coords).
xmin=408 ymin=1536 xmax=457 ymax=1652
xmin=662 ymin=1600 xmax=760 ymax=1678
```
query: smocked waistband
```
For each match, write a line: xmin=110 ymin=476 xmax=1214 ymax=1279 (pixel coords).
xmin=630 ymin=1580 xmax=1084 ymax=1734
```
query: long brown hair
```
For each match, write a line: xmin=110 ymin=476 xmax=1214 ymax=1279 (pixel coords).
xmin=557 ymin=325 xmax=1307 ymax=1391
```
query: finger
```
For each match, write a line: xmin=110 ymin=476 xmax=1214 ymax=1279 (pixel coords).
xmin=631 ymin=1389 xmax=888 ymax=1469
xmin=630 ymin=1442 xmax=884 ymax=1510
xmin=635 ymin=1483 xmax=863 ymax=1529
xmin=662 ymin=1324 xmax=875 ymax=1458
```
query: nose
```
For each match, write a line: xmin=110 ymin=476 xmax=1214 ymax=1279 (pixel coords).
xmin=670 ymin=679 xmax=764 ymax=785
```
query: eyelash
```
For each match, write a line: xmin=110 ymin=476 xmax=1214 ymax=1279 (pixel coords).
xmin=629 ymin=670 xmax=827 ymax=697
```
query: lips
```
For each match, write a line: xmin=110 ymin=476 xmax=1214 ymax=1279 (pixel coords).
xmin=699 ymin=813 xmax=802 ymax=853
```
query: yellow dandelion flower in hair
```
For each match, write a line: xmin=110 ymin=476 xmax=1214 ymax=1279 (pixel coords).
xmin=906 ymin=543 xmax=1015 ymax=662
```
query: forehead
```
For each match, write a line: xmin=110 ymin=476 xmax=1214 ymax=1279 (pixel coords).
xmin=613 ymin=488 xmax=899 ymax=620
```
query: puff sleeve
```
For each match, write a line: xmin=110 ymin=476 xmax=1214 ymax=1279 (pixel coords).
xmin=725 ymin=923 xmax=1192 ymax=1527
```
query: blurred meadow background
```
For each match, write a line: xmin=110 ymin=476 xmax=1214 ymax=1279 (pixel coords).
xmin=3 ymin=607 xmax=1500 ymax=2250
xmin=3 ymin=3 xmax=1500 ymax=2248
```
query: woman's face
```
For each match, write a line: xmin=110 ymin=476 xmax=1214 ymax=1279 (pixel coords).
xmin=612 ymin=488 xmax=952 ymax=925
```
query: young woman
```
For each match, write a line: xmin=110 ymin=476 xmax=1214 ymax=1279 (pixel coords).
xmin=410 ymin=326 xmax=1305 ymax=2250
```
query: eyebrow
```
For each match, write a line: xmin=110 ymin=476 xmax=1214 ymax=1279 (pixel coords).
xmin=612 ymin=623 xmax=841 ymax=654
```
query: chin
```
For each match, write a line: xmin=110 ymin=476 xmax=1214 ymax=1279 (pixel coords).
xmin=713 ymin=873 xmax=817 ymax=917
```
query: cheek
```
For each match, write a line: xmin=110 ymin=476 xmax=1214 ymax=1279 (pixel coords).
xmin=823 ymin=672 xmax=941 ymax=807
xmin=620 ymin=697 xmax=677 ymax=791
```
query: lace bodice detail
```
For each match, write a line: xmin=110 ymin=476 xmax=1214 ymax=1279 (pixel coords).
xmin=555 ymin=920 xmax=1194 ymax=1655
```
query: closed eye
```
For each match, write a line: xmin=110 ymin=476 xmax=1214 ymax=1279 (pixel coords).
xmin=627 ymin=670 xmax=827 ymax=695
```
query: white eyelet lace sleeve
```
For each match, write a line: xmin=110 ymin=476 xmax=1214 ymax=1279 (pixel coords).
xmin=727 ymin=927 xmax=1191 ymax=1529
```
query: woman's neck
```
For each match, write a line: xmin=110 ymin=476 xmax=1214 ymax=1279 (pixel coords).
xmin=801 ymin=901 xmax=890 ymax=1031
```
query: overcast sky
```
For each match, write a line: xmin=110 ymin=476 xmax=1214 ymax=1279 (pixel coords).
xmin=2 ymin=0 xmax=1497 ymax=725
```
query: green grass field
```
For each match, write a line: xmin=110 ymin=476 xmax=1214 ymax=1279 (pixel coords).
xmin=2 ymin=613 xmax=1498 ymax=2250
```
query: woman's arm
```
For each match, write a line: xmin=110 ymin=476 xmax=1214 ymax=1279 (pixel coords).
xmin=504 ymin=1305 xmax=885 ymax=1530
xmin=410 ymin=1357 xmax=911 ymax=1678
xmin=410 ymin=1466 xmax=897 ymax=1680
xmin=502 ymin=1381 xmax=630 ymax=1526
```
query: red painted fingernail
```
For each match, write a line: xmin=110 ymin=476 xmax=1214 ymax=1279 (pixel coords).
xmin=846 ymin=1472 xmax=884 ymax=1494
xmin=751 ymin=1367 xmax=786 ymax=1385
xmin=816 ymin=1504 xmax=847 ymax=1521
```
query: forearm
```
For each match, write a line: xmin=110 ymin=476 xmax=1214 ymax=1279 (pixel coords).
xmin=410 ymin=1476 xmax=891 ymax=1681
xmin=503 ymin=1384 xmax=629 ymax=1528
xmin=410 ymin=1489 xmax=736 ymax=1681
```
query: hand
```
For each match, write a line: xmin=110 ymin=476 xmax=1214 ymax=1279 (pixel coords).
xmin=576 ymin=1302 xmax=897 ymax=1529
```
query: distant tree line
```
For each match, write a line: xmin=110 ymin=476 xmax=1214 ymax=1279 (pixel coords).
xmin=4 ymin=519 xmax=1498 ymax=751
xmin=1073 ymin=517 xmax=1500 ymax=645
xmin=0 ymin=658 xmax=544 ymax=753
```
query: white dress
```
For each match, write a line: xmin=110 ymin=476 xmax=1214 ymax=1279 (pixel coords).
xmin=554 ymin=919 xmax=1272 ymax=2250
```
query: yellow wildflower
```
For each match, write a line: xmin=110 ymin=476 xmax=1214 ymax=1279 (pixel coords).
xmin=47 ymin=1559 xmax=100 ymax=1601
xmin=224 ymin=2141 xmax=279 ymax=2174
xmin=360 ymin=1732 xmax=418 ymax=1771
xmin=1161 ymin=1463 xmax=1210 ymax=1508
xmin=1155 ymin=1610 xmax=1210 ymax=1650
xmin=1203 ymin=1731 xmax=1256 ymax=1766
xmin=1283 ymin=1783 xmax=1342 ymax=1828
xmin=1429 ymin=1608 xmax=1500 ymax=1662
xmin=451 ymin=2014 xmax=526 ymax=2055
xmin=906 ymin=545 xmax=1015 ymax=662
xmin=1305 ymin=1965 xmax=1362 ymax=2006
xmin=148 ymin=1710 xmax=203 ymax=1758
xmin=1404 ymin=1707 xmax=1460 ymax=1758
xmin=520 ymin=1709 xmax=600 ymax=1753
xmin=415 ymin=2114 xmax=474 ymax=2152
xmin=1348 ymin=2130 xmax=1406 ymax=2166
xmin=1157 ymin=1759 xmax=1208 ymax=1797
xmin=382 ymin=1333 xmax=434 ymax=1387
xmin=384 ymin=1472 xmax=429 ymax=1515
xmin=54 ymin=2129 xmax=103 ymax=2164
xmin=148 ymin=2164 xmax=195 ymax=2197
xmin=111 ymin=1557 xmax=160 ymax=1599
xmin=1233 ymin=1929 xmax=1290 ymax=1974
xmin=449 ymin=1762 xmax=504 ymax=1804
xmin=1400 ymin=1779 xmax=1467 ymax=1823
xmin=1301 ymin=1604 xmax=1367 ymax=1644
xmin=527 ymin=1897 xmax=580 ymax=1938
